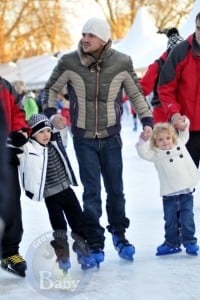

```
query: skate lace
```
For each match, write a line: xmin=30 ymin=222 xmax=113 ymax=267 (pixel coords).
xmin=9 ymin=254 xmax=25 ymax=264
xmin=51 ymin=239 xmax=69 ymax=260
xmin=117 ymin=233 xmax=129 ymax=244
xmin=71 ymin=232 xmax=90 ymax=255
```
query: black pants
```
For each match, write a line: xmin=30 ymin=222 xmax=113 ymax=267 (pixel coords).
xmin=186 ymin=132 xmax=200 ymax=168
xmin=1 ymin=161 xmax=23 ymax=258
xmin=45 ymin=187 xmax=85 ymax=237
xmin=0 ymin=102 xmax=8 ymax=223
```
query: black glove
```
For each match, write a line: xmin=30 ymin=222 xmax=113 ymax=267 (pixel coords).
xmin=7 ymin=147 xmax=23 ymax=166
xmin=9 ymin=131 xmax=28 ymax=147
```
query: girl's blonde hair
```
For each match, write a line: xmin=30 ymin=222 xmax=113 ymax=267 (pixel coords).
xmin=150 ymin=122 xmax=178 ymax=148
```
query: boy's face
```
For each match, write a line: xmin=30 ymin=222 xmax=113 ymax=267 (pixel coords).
xmin=155 ymin=131 xmax=173 ymax=150
xmin=34 ymin=128 xmax=51 ymax=145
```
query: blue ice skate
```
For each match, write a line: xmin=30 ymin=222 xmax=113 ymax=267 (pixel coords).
xmin=74 ymin=248 xmax=97 ymax=270
xmin=58 ymin=259 xmax=71 ymax=273
xmin=107 ymin=226 xmax=135 ymax=261
xmin=112 ymin=234 xmax=135 ymax=261
xmin=50 ymin=236 xmax=71 ymax=272
xmin=92 ymin=249 xmax=104 ymax=267
xmin=185 ymin=244 xmax=199 ymax=256
xmin=156 ymin=243 xmax=182 ymax=256
xmin=71 ymin=232 xmax=99 ymax=270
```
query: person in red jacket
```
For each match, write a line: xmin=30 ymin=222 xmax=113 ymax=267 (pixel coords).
xmin=158 ymin=12 xmax=200 ymax=168
xmin=140 ymin=28 xmax=184 ymax=124
xmin=0 ymin=76 xmax=29 ymax=277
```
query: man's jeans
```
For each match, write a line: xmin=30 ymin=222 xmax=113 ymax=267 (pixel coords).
xmin=73 ymin=134 xmax=129 ymax=249
xmin=162 ymin=193 xmax=197 ymax=247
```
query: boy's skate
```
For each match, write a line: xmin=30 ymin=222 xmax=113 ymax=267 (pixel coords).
xmin=50 ymin=232 xmax=71 ymax=273
xmin=72 ymin=232 xmax=103 ymax=269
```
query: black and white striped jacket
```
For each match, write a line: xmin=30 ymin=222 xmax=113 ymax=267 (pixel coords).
xmin=18 ymin=131 xmax=77 ymax=201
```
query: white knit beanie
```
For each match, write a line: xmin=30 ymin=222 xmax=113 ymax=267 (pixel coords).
xmin=82 ymin=18 xmax=111 ymax=42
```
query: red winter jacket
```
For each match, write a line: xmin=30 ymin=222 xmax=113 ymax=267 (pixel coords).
xmin=0 ymin=77 xmax=28 ymax=133
xmin=139 ymin=51 xmax=168 ymax=97
xmin=158 ymin=34 xmax=200 ymax=131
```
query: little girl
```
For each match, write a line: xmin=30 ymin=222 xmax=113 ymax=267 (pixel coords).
xmin=136 ymin=117 xmax=199 ymax=256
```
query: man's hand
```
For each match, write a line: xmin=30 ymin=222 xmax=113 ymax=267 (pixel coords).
xmin=51 ymin=114 xmax=66 ymax=130
xmin=171 ymin=113 xmax=187 ymax=131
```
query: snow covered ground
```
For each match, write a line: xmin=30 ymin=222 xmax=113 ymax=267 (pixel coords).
xmin=1 ymin=114 xmax=200 ymax=300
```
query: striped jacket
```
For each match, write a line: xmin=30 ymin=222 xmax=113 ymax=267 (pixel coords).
xmin=18 ymin=132 xmax=77 ymax=202
xmin=43 ymin=40 xmax=153 ymax=138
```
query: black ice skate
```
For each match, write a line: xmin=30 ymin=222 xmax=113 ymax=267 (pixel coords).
xmin=1 ymin=254 xmax=27 ymax=277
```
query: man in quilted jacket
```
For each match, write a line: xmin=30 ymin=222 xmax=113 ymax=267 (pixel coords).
xmin=43 ymin=18 xmax=153 ymax=268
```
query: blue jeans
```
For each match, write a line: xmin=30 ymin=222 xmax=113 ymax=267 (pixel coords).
xmin=73 ymin=134 xmax=129 ymax=249
xmin=162 ymin=193 xmax=197 ymax=247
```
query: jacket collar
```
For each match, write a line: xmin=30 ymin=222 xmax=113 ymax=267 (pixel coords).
xmin=187 ymin=33 xmax=200 ymax=59
xmin=192 ymin=33 xmax=200 ymax=59
xmin=77 ymin=39 xmax=112 ymax=68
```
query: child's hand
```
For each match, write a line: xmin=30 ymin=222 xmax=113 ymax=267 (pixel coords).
xmin=140 ymin=131 xmax=149 ymax=142
xmin=141 ymin=126 xmax=152 ymax=141
xmin=171 ymin=113 xmax=187 ymax=131
xmin=51 ymin=114 xmax=66 ymax=129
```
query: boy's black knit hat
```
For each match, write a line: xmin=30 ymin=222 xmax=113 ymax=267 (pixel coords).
xmin=167 ymin=28 xmax=184 ymax=51
xmin=157 ymin=27 xmax=184 ymax=51
xmin=163 ymin=28 xmax=184 ymax=51
xmin=28 ymin=114 xmax=52 ymax=136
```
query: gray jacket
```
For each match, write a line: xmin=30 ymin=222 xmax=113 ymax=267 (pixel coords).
xmin=43 ymin=40 xmax=153 ymax=138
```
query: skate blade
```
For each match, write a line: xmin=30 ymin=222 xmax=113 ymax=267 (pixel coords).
xmin=1 ymin=266 xmax=26 ymax=277
xmin=118 ymin=246 xmax=135 ymax=261
xmin=119 ymin=253 xmax=134 ymax=261
xmin=156 ymin=248 xmax=182 ymax=256
xmin=186 ymin=250 xmax=198 ymax=256
xmin=62 ymin=270 xmax=70 ymax=274
xmin=81 ymin=262 xmax=98 ymax=270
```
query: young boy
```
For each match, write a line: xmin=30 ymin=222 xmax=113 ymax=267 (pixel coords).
xmin=17 ymin=114 xmax=99 ymax=271
xmin=136 ymin=117 xmax=199 ymax=256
